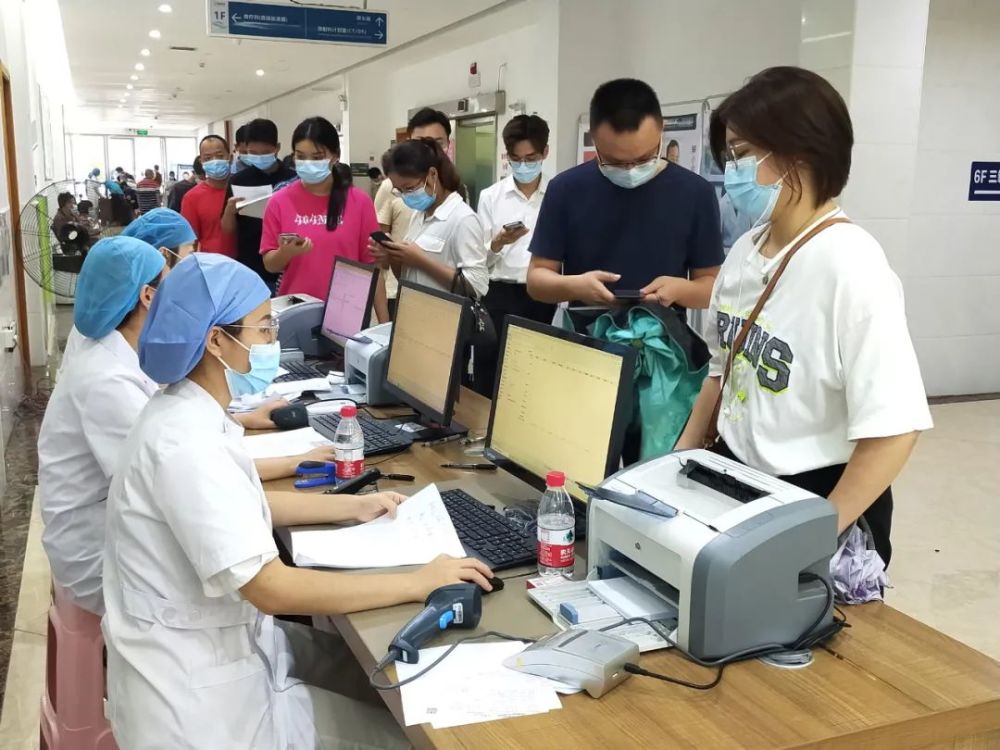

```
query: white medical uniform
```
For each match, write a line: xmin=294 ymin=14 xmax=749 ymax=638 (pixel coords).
xmin=102 ymin=379 xmax=408 ymax=750
xmin=56 ymin=325 xmax=85 ymax=377
xmin=38 ymin=330 xmax=158 ymax=614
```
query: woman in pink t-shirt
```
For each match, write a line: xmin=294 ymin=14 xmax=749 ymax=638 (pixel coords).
xmin=261 ymin=116 xmax=387 ymax=320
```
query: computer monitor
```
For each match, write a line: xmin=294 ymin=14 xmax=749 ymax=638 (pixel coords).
xmin=320 ymin=257 xmax=379 ymax=349
xmin=383 ymin=281 xmax=469 ymax=440
xmin=484 ymin=317 xmax=636 ymax=503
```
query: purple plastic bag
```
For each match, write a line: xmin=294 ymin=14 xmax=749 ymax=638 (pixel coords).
xmin=829 ymin=524 xmax=888 ymax=604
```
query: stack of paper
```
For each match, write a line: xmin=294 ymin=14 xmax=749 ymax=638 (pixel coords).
xmin=285 ymin=484 xmax=465 ymax=568
xmin=243 ymin=426 xmax=331 ymax=459
xmin=397 ymin=641 xmax=562 ymax=728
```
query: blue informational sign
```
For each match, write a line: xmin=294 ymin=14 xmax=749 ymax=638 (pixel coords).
xmin=968 ymin=161 xmax=1000 ymax=201
xmin=209 ymin=1 xmax=387 ymax=46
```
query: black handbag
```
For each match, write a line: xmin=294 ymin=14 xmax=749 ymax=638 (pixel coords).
xmin=450 ymin=270 xmax=497 ymax=349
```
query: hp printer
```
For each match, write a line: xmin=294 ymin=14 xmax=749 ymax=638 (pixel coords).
xmin=343 ymin=322 xmax=394 ymax=406
xmin=586 ymin=449 xmax=837 ymax=660
xmin=273 ymin=293 xmax=328 ymax=358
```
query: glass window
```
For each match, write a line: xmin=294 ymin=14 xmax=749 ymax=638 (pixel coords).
xmin=70 ymin=135 xmax=105 ymax=181
xmin=134 ymin=137 xmax=164 ymax=179
xmin=165 ymin=137 xmax=197 ymax=179
xmin=107 ymin=137 xmax=135 ymax=177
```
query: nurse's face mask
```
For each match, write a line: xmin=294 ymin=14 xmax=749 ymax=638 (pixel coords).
xmin=215 ymin=317 xmax=281 ymax=398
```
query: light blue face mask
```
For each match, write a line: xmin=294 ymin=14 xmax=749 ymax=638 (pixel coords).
xmin=511 ymin=160 xmax=543 ymax=184
xmin=218 ymin=332 xmax=281 ymax=398
xmin=724 ymin=153 xmax=782 ymax=227
xmin=401 ymin=184 xmax=436 ymax=212
xmin=599 ymin=158 xmax=659 ymax=189
xmin=240 ymin=152 xmax=278 ymax=171
xmin=203 ymin=159 xmax=232 ymax=180
xmin=295 ymin=159 xmax=332 ymax=185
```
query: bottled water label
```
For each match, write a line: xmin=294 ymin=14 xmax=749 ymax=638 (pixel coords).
xmin=335 ymin=449 xmax=364 ymax=479
xmin=537 ymin=526 xmax=574 ymax=569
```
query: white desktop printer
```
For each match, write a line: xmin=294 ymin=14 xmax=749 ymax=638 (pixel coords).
xmin=587 ymin=449 xmax=837 ymax=660
xmin=273 ymin=293 xmax=328 ymax=357
xmin=344 ymin=322 xmax=394 ymax=405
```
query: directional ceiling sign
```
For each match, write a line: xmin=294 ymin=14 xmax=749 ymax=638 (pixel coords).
xmin=208 ymin=1 xmax=388 ymax=46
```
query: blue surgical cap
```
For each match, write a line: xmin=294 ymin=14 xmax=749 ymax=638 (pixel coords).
xmin=121 ymin=208 xmax=197 ymax=250
xmin=74 ymin=236 xmax=166 ymax=339
xmin=139 ymin=254 xmax=269 ymax=384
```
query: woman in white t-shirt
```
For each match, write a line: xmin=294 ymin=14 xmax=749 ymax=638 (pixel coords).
xmin=676 ymin=67 xmax=932 ymax=565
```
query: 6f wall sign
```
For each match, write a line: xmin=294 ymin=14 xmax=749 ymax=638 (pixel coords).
xmin=208 ymin=1 xmax=388 ymax=46
xmin=968 ymin=161 xmax=1000 ymax=201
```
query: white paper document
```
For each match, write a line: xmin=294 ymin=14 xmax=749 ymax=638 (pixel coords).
xmin=232 ymin=183 xmax=273 ymax=207
xmin=243 ymin=426 xmax=331 ymax=459
xmin=396 ymin=641 xmax=562 ymax=729
xmin=267 ymin=378 xmax=334 ymax=398
xmin=235 ymin=192 xmax=271 ymax=219
xmin=286 ymin=484 xmax=465 ymax=568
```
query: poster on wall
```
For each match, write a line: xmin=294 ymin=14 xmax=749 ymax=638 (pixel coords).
xmin=660 ymin=112 xmax=701 ymax=173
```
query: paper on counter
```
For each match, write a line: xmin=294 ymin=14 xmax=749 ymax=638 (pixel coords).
xmin=288 ymin=484 xmax=465 ymax=568
xmin=243 ymin=426 xmax=331 ymax=459
xmin=396 ymin=641 xmax=562 ymax=729
xmin=267 ymin=378 xmax=334 ymax=398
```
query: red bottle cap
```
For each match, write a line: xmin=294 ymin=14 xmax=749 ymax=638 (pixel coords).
xmin=340 ymin=404 xmax=358 ymax=418
xmin=546 ymin=471 xmax=565 ymax=488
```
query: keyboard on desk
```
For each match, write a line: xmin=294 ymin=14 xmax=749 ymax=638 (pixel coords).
xmin=312 ymin=412 xmax=413 ymax=456
xmin=274 ymin=360 xmax=326 ymax=383
xmin=440 ymin=488 xmax=537 ymax=571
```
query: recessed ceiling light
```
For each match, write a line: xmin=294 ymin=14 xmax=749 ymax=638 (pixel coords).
xmin=126 ymin=84 xmax=134 ymax=90
xmin=255 ymin=69 xmax=265 ymax=76
xmin=149 ymin=29 xmax=162 ymax=39
xmin=140 ymin=48 xmax=151 ymax=57
xmin=130 ymin=74 xmax=139 ymax=81
xmin=158 ymin=4 xmax=172 ymax=12
xmin=134 ymin=63 xmax=145 ymax=71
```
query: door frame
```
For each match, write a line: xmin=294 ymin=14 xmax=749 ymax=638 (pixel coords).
xmin=0 ymin=61 xmax=33 ymax=394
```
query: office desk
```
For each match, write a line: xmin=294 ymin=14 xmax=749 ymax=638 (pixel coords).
xmin=264 ymin=389 xmax=1000 ymax=749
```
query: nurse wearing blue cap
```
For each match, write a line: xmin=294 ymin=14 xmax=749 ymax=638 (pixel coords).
xmin=102 ymin=254 xmax=493 ymax=748
xmin=120 ymin=207 xmax=198 ymax=268
xmin=39 ymin=235 xmax=166 ymax=615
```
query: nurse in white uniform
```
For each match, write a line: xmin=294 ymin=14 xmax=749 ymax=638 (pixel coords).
xmin=103 ymin=253 xmax=493 ymax=749
xmin=40 ymin=219 xmax=335 ymax=617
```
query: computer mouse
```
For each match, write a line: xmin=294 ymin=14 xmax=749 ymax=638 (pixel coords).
xmin=485 ymin=576 xmax=505 ymax=594
xmin=503 ymin=629 xmax=638 ymax=698
xmin=271 ymin=404 xmax=309 ymax=430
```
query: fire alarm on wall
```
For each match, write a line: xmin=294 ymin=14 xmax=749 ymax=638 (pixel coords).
xmin=468 ymin=61 xmax=481 ymax=89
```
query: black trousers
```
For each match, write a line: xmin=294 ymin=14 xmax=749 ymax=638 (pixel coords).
xmin=471 ymin=282 xmax=556 ymax=397
xmin=712 ymin=440 xmax=894 ymax=567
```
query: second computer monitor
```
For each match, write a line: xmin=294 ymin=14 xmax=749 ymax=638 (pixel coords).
xmin=320 ymin=257 xmax=379 ymax=349
xmin=484 ymin=317 xmax=636 ymax=502
xmin=383 ymin=281 xmax=469 ymax=437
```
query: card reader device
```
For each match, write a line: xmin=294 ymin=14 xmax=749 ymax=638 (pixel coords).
xmin=587 ymin=449 xmax=838 ymax=661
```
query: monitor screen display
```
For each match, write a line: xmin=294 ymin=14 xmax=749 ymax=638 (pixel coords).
xmin=320 ymin=259 xmax=377 ymax=348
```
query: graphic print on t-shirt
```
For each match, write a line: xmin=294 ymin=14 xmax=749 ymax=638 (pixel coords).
xmin=294 ymin=212 xmax=342 ymax=228
xmin=716 ymin=306 xmax=795 ymax=421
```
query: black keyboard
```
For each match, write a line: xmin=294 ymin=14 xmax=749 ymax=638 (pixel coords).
xmin=274 ymin=360 xmax=325 ymax=383
xmin=440 ymin=488 xmax=537 ymax=571
xmin=312 ymin=413 xmax=412 ymax=457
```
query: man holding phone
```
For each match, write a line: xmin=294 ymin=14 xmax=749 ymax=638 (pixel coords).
xmin=473 ymin=114 xmax=556 ymax=396
xmin=526 ymin=79 xmax=723 ymax=310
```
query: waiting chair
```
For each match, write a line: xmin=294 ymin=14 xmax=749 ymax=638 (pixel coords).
xmin=135 ymin=188 xmax=161 ymax=215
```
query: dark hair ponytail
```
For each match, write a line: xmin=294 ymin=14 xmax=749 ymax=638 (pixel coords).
xmin=388 ymin=138 xmax=462 ymax=196
xmin=291 ymin=116 xmax=348 ymax=230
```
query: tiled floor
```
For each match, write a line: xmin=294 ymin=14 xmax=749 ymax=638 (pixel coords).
xmin=0 ymin=401 xmax=997 ymax=747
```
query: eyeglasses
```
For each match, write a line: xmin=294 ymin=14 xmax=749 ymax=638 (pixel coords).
xmin=391 ymin=181 xmax=427 ymax=198
xmin=595 ymin=145 xmax=661 ymax=170
xmin=225 ymin=315 xmax=280 ymax=343
xmin=508 ymin=154 xmax=544 ymax=164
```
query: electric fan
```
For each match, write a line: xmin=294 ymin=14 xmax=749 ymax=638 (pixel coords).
xmin=16 ymin=178 xmax=131 ymax=299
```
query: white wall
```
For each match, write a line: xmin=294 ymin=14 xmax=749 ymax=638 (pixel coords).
xmin=902 ymin=0 xmax=1000 ymax=396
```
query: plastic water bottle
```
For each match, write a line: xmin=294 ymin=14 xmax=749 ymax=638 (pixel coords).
xmin=333 ymin=404 xmax=365 ymax=480
xmin=537 ymin=471 xmax=575 ymax=578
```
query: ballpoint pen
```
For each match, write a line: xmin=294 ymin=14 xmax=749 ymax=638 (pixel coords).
xmin=440 ymin=463 xmax=497 ymax=471
xmin=423 ymin=434 xmax=464 ymax=447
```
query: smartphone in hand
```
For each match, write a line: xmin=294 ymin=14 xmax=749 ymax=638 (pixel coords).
xmin=610 ymin=288 xmax=644 ymax=301
xmin=370 ymin=231 xmax=393 ymax=245
xmin=279 ymin=232 xmax=305 ymax=244
xmin=502 ymin=221 xmax=526 ymax=232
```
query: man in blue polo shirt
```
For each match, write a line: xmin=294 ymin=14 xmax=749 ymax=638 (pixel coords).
xmin=527 ymin=78 xmax=723 ymax=310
